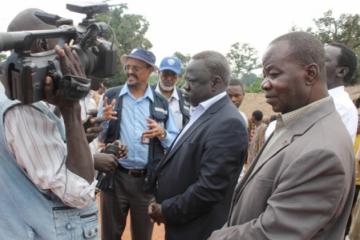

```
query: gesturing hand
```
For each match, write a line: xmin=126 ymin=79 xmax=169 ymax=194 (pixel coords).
xmin=142 ymin=118 xmax=166 ymax=140
xmin=102 ymin=96 xmax=117 ymax=120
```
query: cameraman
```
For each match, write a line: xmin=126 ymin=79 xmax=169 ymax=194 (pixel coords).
xmin=0 ymin=9 xmax=98 ymax=239
xmin=7 ymin=7 xmax=124 ymax=183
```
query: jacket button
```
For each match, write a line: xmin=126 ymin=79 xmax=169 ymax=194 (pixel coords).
xmin=156 ymin=180 xmax=159 ymax=189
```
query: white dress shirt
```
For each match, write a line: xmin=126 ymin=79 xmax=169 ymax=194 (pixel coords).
xmin=265 ymin=120 xmax=276 ymax=141
xmin=80 ymin=92 xmax=98 ymax=154
xmin=174 ymin=92 xmax=227 ymax=146
xmin=4 ymin=104 xmax=96 ymax=208
xmin=329 ymin=86 xmax=358 ymax=143
xmin=239 ymin=111 xmax=248 ymax=129
xmin=0 ymin=82 xmax=4 ymax=94
xmin=80 ymin=91 xmax=98 ymax=121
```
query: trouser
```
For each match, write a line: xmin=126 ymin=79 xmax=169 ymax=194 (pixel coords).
xmin=100 ymin=168 xmax=154 ymax=240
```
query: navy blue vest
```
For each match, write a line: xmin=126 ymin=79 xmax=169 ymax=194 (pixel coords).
xmin=102 ymin=85 xmax=170 ymax=192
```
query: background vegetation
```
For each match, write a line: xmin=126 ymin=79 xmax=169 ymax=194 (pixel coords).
xmin=97 ymin=6 xmax=360 ymax=92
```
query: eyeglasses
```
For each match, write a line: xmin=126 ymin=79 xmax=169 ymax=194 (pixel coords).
xmin=123 ymin=64 xmax=148 ymax=73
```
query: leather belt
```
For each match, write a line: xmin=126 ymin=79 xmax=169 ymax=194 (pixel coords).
xmin=53 ymin=206 xmax=75 ymax=210
xmin=118 ymin=165 xmax=147 ymax=177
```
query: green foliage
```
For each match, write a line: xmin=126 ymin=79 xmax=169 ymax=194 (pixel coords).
xmin=293 ymin=10 xmax=360 ymax=85
xmin=241 ymin=73 xmax=258 ymax=86
xmin=173 ymin=51 xmax=191 ymax=76
xmin=226 ymin=42 xmax=260 ymax=79
xmin=245 ymin=77 xmax=263 ymax=93
xmin=148 ymin=74 xmax=158 ymax=86
xmin=96 ymin=4 xmax=153 ymax=87
xmin=312 ymin=10 xmax=360 ymax=85
xmin=176 ymin=77 xmax=186 ymax=88
xmin=0 ymin=53 xmax=7 ymax=62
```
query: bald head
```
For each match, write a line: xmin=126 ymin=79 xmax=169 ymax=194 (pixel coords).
xmin=269 ymin=31 xmax=326 ymax=82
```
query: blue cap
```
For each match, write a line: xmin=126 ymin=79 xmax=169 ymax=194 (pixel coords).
xmin=159 ymin=56 xmax=182 ymax=75
xmin=121 ymin=48 xmax=158 ymax=70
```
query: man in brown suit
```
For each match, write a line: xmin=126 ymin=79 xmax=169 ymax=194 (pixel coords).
xmin=209 ymin=31 xmax=355 ymax=239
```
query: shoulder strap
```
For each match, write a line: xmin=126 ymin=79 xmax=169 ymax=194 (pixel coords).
xmin=32 ymin=102 xmax=66 ymax=141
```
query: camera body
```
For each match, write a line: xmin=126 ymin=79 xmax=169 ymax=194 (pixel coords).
xmin=0 ymin=3 xmax=117 ymax=104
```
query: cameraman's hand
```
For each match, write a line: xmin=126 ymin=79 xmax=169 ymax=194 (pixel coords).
xmin=44 ymin=44 xmax=85 ymax=109
xmin=94 ymin=153 xmax=118 ymax=173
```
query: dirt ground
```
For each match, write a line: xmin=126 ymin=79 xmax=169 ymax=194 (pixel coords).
xmin=241 ymin=85 xmax=360 ymax=121
xmin=241 ymin=92 xmax=274 ymax=121
xmin=122 ymin=217 xmax=164 ymax=240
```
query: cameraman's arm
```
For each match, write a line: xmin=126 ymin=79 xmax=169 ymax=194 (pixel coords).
xmin=60 ymin=102 xmax=94 ymax=183
xmin=45 ymin=45 xmax=94 ymax=183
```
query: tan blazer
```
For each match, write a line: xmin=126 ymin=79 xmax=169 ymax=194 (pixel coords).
xmin=209 ymin=97 xmax=355 ymax=240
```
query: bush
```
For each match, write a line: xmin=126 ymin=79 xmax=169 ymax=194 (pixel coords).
xmin=245 ymin=77 xmax=263 ymax=93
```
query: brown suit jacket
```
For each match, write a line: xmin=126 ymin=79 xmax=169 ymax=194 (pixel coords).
xmin=209 ymin=97 xmax=355 ymax=240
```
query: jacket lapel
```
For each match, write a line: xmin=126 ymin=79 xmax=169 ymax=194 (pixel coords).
xmin=242 ymin=132 xmax=292 ymax=188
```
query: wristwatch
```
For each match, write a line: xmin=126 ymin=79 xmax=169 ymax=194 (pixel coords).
xmin=159 ymin=129 xmax=167 ymax=140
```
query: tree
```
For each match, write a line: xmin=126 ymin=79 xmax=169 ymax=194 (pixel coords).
xmin=313 ymin=10 xmax=360 ymax=47
xmin=96 ymin=4 xmax=153 ymax=87
xmin=173 ymin=51 xmax=191 ymax=71
xmin=226 ymin=42 xmax=260 ymax=79
xmin=245 ymin=77 xmax=263 ymax=93
xmin=172 ymin=51 xmax=191 ymax=87
xmin=0 ymin=53 xmax=7 ymax=62
xmin=294 ymin=10 xmax=360 ymax=85
xmin=312 ymin=10 xmax=360 ymax=85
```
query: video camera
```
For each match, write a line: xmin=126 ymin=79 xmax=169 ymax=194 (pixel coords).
xmin=0 ymin=3 xmax=117 ymax=104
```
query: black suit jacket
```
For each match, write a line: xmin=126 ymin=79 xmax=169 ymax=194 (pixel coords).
xmin=154 ymin=95 xmax=248 ymax=240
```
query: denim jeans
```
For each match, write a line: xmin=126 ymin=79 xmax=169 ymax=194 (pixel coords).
xmin=51 ymin=202 xmax=99 ymax=240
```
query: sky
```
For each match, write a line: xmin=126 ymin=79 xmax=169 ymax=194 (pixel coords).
xmin=1 ymin=0 xmax=360 ymax=65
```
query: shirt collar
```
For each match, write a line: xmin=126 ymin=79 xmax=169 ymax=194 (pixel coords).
xmin=120 ymin=84 xmax=154 ymax=102
xmin=328 ymin=86 xmax=345 ymax=96
xmin=189 ymin=91 xmax=226 ymax=116
xmin=276 ymin=96 xmax=331 ymax=129
xmin=200 ymin=91 xmax=226 ymax=109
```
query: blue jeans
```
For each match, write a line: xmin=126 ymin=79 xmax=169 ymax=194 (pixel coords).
xmin=52 ymin=202 xmax=99 ymax=240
